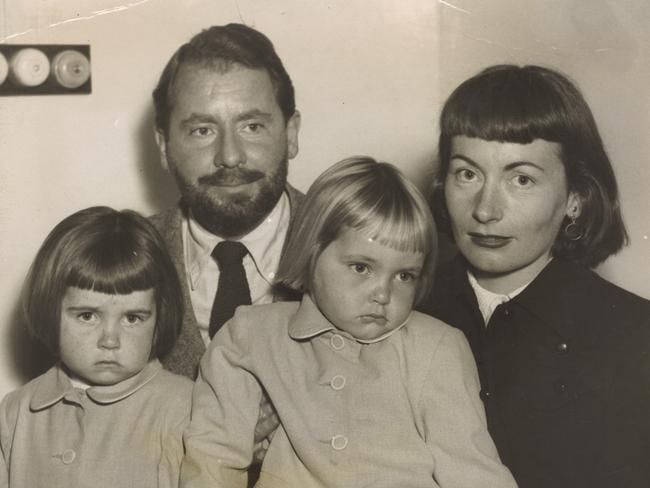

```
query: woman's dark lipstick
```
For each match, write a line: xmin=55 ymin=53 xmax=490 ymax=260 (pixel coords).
xmin=468 ymin=232 xmax=512 ymax=248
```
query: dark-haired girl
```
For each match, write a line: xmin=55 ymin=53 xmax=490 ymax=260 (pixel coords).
xmin=0 ymin=207 xmax=192 ymax=488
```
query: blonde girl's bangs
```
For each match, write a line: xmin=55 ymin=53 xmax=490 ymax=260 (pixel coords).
xmin=348 ymin=203 xmax=432 ymax=256
xmin=277 ymin=156 xmax=438 ymax=298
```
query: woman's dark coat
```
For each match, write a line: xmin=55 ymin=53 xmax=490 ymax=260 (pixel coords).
xmin=421 ymin=256 xmax=650 ymax=488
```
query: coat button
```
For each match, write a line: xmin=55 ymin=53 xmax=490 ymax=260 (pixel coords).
xmin=330 ymin=375 xmax=346 ymax=390
xmin=553 ymin=380 xmax=568 ymax=394
xmin=61 ymin=449 xmax=76 ymax=464
xmin=331 ymin=435 xmax=348 ymax=450
xmin=480 ymin=389 xmax=491 ymax=401
xmin=330 ymin=334 xmax=345 ymax=351
xmin=556 ymin=342 xmax=569 ymax=354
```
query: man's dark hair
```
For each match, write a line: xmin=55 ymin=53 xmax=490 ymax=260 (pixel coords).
xmin=153 ymin=23 xmax=295 ymax=137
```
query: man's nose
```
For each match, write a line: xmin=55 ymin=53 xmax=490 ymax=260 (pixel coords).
xmin=215 ymin=129 xmax=245 ymax=168
xmin=472 ymin=182 xmax=504 ymax=223
xmin=97 ymin=322 xmax=120 ymax=350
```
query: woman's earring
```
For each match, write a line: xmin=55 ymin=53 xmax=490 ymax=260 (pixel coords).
xmin=564 ymin=213 xmax=583 ymax=241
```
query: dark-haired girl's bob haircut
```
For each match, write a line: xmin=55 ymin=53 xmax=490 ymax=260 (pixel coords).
xmin=277 ymin=156 xmax=438 ymax=306
xmin=22 ymin=206 xmax=183 ymax=358
xmin=432 ymin=64 xmax=628 ymax=268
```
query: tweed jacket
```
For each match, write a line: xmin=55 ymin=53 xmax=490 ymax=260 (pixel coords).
xmin=421 ymin=256 xmax=650 ymax=488
xmin=150 ymin=185 xmax=304 ymax=379
xmin=181 ymin=296 xmax=517 ymax=488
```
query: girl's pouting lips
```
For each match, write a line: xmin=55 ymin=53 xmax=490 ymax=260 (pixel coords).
xmin=95 ymin=360 xmax=121 ymax=367
xmin=359 ymin=314 xmax=388 ymax=326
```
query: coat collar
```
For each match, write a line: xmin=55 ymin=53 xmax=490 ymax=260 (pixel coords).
xmin=288 ymin=294 xmax=408 ymax=344
xmin=509 ymin=258 xmax=587 ymax=339
xmin=30 ymin=360 xmax=163 ymax=411
xmin=288 ymin=294 xmax=335 ymax=340
xmin=446 ymin=255 xmax=588 ymax=340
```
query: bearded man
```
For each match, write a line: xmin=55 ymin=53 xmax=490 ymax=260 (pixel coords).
xmin=151 ymin=24 xmax=303 ymax=379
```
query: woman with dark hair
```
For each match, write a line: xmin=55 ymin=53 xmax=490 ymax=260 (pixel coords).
xmin=422 ymin=65 xmax=650 ymax=488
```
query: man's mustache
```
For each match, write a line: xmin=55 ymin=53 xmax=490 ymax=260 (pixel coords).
xmin=198 ymin=167 xmax=264 ymax=187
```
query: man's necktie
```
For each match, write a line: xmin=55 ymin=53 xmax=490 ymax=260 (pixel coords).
xmin=208 ymin=241 xmax=252 ymax=339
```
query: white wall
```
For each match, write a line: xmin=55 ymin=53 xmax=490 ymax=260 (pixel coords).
xmin=0 ymin=0 xmax=648 ymax=395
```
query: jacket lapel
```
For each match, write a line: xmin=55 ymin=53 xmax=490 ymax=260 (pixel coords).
xmin=153 ymin=206 xmax=206 ymax=378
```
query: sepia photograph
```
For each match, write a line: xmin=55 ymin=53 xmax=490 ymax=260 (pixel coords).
xmin=0 ymin=1 xmax=649 ymax=486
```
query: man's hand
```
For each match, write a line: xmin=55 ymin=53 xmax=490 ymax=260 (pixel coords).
xmin=252 ymin=391 xmax=279 ymax=463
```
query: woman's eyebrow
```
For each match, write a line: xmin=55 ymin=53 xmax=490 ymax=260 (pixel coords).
xmin=124 ymin=308 xmax=154 ymax=315
xmin=503 ymin=161 xmax=546 ymax=172
xmin=450 ymin=155 xmax=545 ymax=172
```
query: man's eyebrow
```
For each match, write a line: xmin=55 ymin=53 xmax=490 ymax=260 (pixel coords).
xmin=179 ymin=110 xmax=274 ymax=126
xmin=179 ymin=113 xmax=216 ymax=126
xmin=235 ymin=109 xmax=273 ymax=122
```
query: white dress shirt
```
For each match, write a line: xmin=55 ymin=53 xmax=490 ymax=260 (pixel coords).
xmin=181 ymin=192 xmax=291 ymax=345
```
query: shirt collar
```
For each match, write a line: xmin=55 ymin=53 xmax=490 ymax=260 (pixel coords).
xmin=454 ymin=256 xmax=584 ymax=339
xmin=467 ymin=270 xmax=530 ymax=324
xmin=30 ymin=360 xmax=163 ymax=410
xmin=184 ymin=191 xmax=290 ymax=288
xmin=288 ymin=294 xmax=409 ymax=344
xmin=240 ymin=191 xmax=290 ymax=283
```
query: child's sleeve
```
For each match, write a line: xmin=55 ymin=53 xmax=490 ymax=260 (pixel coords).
xmin=0 ymin=397 xmax=10 ymax=488
xmin=158 ymin=380 xmax=192 ymax=488
xmin=418 ymin=327 xmax=518 ymax=488
xmin=180 ymin=315 xmax=263 ymax=488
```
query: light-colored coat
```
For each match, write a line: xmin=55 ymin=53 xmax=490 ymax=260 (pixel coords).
xmin=181 ymin=296 xmax=517 ymax=488
xmin=0 ymin=360 xmax=192 ymax=488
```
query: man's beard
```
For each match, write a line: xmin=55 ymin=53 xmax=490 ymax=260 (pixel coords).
xmin=171 ymin=159 xmax=288 ymax=238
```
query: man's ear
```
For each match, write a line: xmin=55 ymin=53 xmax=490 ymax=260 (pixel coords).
xmin=286 ymin=110 xmax=301 ymax=160
xmin=154 ymin=128 xmax=169 ymax=172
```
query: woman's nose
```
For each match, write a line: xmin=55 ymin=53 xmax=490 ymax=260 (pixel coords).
xmin=215 ymin=129 xmax=245 ymax=168
xmin=97 ymin=322 xmax=120 ymax=350
xmin=472 ymin=183 xmax=504 ymax=223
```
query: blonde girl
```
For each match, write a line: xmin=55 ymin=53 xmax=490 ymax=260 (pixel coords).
xmin=181 ymin=157 xmax=516 ymax=488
